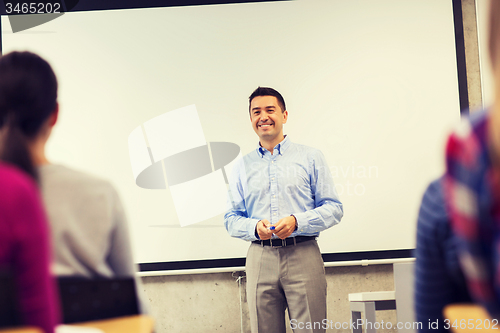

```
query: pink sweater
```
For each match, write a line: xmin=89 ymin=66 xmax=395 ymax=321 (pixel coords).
xmin=0 ymin=163 xmax=59 ymax=333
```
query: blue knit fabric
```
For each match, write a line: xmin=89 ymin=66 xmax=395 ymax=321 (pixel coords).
xmin=414 ymin=178 xmax=471 ymax=332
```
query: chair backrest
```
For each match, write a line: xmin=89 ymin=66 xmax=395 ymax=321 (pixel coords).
xmin=0 ymin=271 xmax=22 ymax=328
xmin=57 ymin=277 xmax=139 ymax=323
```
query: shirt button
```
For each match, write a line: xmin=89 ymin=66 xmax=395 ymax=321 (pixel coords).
xmin=272 ymin=178 xmax=275 ymax=181
xmin=273 ymin=195 xmax=276 ymax=198
xmin=273 ymin=213 xmax=276 ymax=216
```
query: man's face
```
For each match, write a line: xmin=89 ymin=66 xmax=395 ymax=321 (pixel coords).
xmin=250 ymin=95 xmax=288 ymax=142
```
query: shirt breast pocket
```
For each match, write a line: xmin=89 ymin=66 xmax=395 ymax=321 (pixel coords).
xmin=247 ymin=174 xmax=270 ymax=197
xmin=283 ymin=165 xmax=311 ymax=196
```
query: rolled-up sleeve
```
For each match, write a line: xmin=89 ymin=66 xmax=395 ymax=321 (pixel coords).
xmin=293 ymin=150 xmax=343 ymax=234
xmin=224 ymin=158 xmax=260 ymax=241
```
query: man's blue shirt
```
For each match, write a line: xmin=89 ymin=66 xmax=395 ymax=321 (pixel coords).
xmin=224 ymin=136 xmax=343 ymax=242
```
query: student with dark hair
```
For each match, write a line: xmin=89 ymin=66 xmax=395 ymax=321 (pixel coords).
xmin=445 ymin=1 xmax=500 ymax=319
xmin=0 ymin=164 xmax=60 ymax=333
xmin=0 ymin=51 xmax=137 ymax=279
xmin=225 ymin=86 xmax=343 ymax=333
xmin=0 ymin=52 xmax=60 ymax=333
xmin=0 ymin=50 xmax=57 ymax=180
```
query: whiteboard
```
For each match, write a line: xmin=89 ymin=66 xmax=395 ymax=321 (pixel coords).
xmin=2 ymin=0 xmax=460 ymax=266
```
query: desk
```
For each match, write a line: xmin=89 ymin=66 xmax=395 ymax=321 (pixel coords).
xmin=444 ymin=304 xmax=497 ymax=333
xmin=72 ymin=315 xmax=154 ymax=333
xmin=0 ymin=328 xmax=42 ymax=333
xmin=349 ymin=291 xmax=397 ymax=333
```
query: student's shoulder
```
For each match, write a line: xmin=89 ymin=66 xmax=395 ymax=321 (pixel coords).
xmin=0 ymin=163 xmax=34 ymax=186
xmin=420 ymin=178 xmax=447 ymax=222
xmin=0 ymin=163 xmax=39 ymax=201
xmin=40 ymin=164 xmax=116 ymax=193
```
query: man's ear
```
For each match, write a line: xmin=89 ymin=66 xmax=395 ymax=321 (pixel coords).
xmin=283 ymin=110 xmax=288 ymax=124
xmin=49 ymin=103 xmax=59 ymax=127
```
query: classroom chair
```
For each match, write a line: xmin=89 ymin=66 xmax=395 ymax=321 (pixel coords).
xmin=57 ymin=277 xmax=140 ymax=323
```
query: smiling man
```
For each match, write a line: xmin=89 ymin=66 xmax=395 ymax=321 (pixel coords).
xmin=224 ymin=87 xmax=344 ymax=333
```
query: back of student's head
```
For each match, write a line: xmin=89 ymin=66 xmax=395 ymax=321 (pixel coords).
xmin=0 ymin=51 xmax=58 ymax=181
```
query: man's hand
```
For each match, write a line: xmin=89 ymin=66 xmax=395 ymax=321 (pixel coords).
xmin=273 ymin=216 xmax=297 ymax=239
xmin=256 ymin=219 xmax=273 ymax=240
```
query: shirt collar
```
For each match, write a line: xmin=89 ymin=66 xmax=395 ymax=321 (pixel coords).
xmin=257 ymin=135 xmax=291 ymax=157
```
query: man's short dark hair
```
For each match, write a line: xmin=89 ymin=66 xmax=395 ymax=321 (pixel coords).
xmin=249 ymin=87 xmax=286 ymax=113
